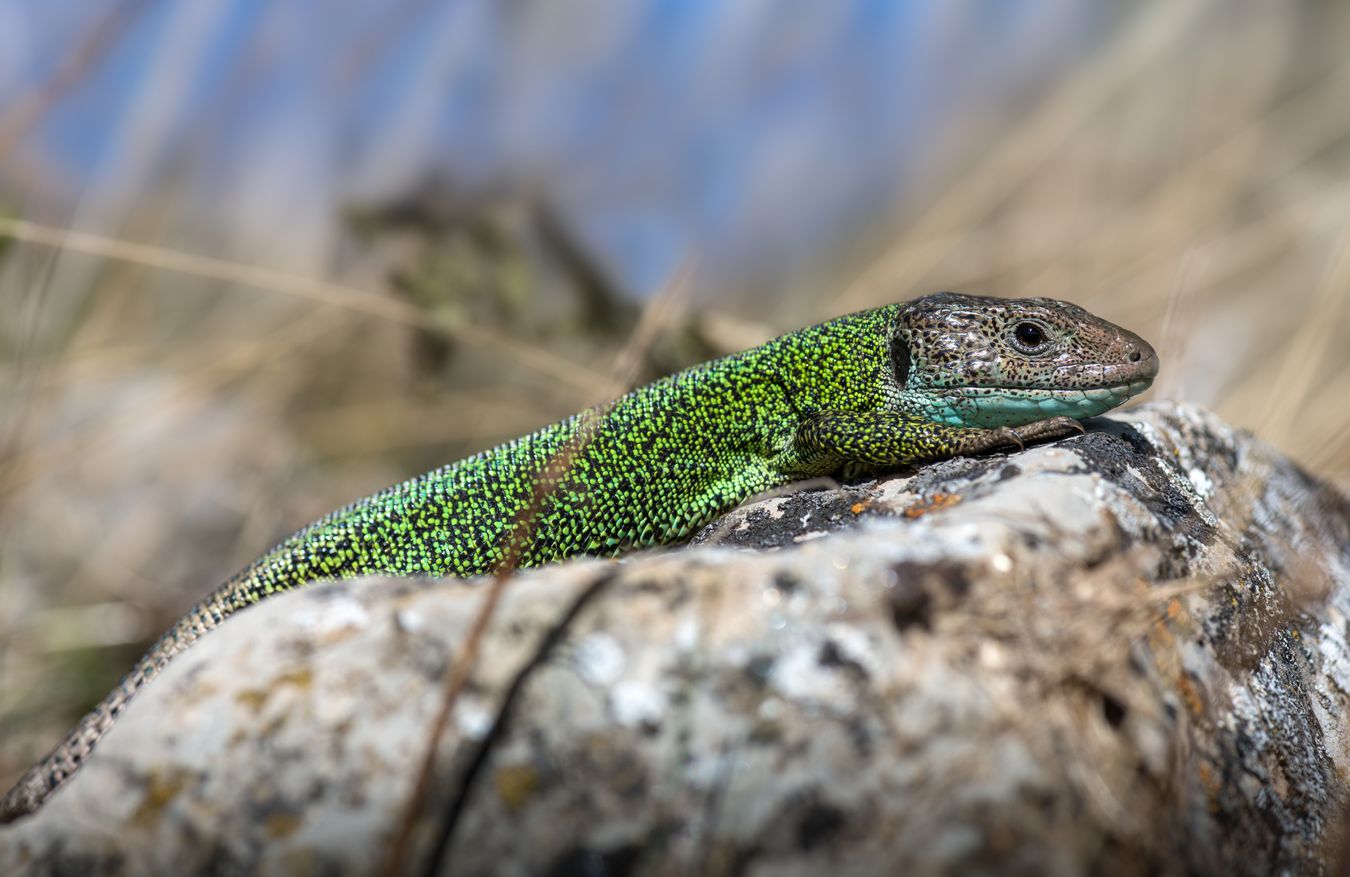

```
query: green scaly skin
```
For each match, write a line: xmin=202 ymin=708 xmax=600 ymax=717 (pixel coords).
xmin=0 ymin=292 xmax=1158 ymax=822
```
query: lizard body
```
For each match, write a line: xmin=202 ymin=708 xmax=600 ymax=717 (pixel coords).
xmin=0 ymin=292 xmax=1157 ymax=821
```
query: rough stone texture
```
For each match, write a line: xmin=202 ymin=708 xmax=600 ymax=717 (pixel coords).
xmin=3 ymin=402 xmax=1349 ymax=875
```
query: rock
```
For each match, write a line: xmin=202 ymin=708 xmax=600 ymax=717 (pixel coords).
xmin=3 ymin=402 xmax=1349 ymax=875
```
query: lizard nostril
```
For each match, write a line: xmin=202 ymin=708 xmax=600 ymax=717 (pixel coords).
xmin=1128 ymin=350 xmax=1141 ymax=363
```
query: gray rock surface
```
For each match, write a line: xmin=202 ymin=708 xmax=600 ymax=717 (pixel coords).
xmin=3 ymin=402 xmax=1349 ymax=875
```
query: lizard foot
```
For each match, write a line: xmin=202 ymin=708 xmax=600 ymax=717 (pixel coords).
xmin=975 ymin=417 xmax=1086 ymax=455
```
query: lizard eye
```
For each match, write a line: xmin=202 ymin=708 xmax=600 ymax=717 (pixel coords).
xmin=1010 ymin=321 xmax=1050 ymax=354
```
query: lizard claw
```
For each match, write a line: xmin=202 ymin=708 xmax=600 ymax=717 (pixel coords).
xmin=1011 ymin=416 xmax=1085 ymax=446
xmin=991 ymin=426 xmax=1025 ymax=452
xmin=979 ymin=417 xmax=1085 ymax=457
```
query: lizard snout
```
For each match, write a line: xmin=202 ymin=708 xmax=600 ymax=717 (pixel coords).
xmin=1120 ymin=332 xmax=1159 ymax=383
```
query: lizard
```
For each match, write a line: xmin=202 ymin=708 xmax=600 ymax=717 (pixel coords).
xmin=0 ymin=291 xmax=1158 ymax=822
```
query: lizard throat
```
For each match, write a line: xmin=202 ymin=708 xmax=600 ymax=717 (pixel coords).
xmin=908 ymin=378 xmax=1154 ymax=429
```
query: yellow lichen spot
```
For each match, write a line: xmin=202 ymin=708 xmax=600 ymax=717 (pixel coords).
xmin=280 ymin=851 xmax=317 ymax=872
xmin=494 ymin=763 xmax=539 ymax=812
xmin=235 ymin=668 xmax=313 ymax=713
xmin=236 ymin=689 xmax=270 ymax=713
xmin=850 ymin=501 xmax=868 ymax=515
xmin=132 ymin=767 xmax=189 ymax=827
xmin=266 ymin=811 xmax=303 ymax=838
xmin=275 ymin=668 xmax=314 ymax=690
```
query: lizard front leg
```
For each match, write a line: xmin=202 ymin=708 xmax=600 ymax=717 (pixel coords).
xmin=789 ymin=411 xmax=1084 ymax=477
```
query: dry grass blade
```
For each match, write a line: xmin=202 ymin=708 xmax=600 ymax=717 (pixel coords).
xmin=0 ymin=310 xmax=343 ymax=495
xmin=1255 ymin=235 xmax=1350 ymax=447
xmin=837 ymin=1 xmax=1206 ymax=312
xmin=1153 ymin=249 xmax=1201 ymax=403
xmin=1020 ymin=56 xmax=1350 ymax=314
xmin=295 ymin=393 xmax=550 ymax=457
xmin=0 ymin=217 xmax=606 ymax=395
xmin=0 ymin=0 xmax=157 ymax=162
xmin=382 ymin=265 xmax=693 ymax=875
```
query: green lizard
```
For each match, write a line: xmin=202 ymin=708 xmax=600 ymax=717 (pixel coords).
xmin=0 ymin=292 xmax=1157 ymax=822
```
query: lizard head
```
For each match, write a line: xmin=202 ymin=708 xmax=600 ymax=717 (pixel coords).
xmin=890 ymin=292 xmax=1158 ymax=429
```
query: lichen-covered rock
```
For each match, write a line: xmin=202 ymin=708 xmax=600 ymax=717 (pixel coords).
xmin=3 ymin=403 xmax=1348 ymax=875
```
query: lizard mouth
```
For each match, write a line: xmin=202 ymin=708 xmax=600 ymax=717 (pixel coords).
xmin=949 ymin=377 xmax=1155 ymax=401
xmin=919 ymin=377 xmax=1155 ymax=429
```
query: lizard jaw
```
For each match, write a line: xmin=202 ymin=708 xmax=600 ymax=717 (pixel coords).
xmin=910 ymin=378 xmax=1155 ymax=429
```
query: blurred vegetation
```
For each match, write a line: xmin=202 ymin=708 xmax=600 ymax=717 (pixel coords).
xmin=344 ymin=184 xmax=726 ymax=387
xmin=2 ymin=0 xmax=1349 ymax=799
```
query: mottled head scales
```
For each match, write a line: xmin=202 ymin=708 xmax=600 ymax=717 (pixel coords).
xmin=889 ymin=292 xmax=1158 ymax=428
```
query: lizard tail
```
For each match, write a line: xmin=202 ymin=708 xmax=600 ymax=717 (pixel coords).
xmin=1 ymin=508 xmax=387 ymax=822
xmin=0 ymin=599 xmax=223 ymax=823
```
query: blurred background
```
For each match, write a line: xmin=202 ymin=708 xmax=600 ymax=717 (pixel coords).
xmin=2 ymin=0 xmax=1348 ymax=790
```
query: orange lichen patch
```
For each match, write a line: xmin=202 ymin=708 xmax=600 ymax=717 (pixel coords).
xmin=494 ymin=764 xmax=539 ymax=812
xmin=1148 ymin=616 xmax=1170 ymax=645
xmin=903 ymin=493 xmax=962 ymax=519
xmin=1148 ymin=598 xmax=1186 ymax=652
xmin=1196 ymin=760 xmax=1222 ymax=814
xmin=1175 ymin=671 xmax=1205 ymax=719
xmin=850 ymin=500 xmax=870 ymax=515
